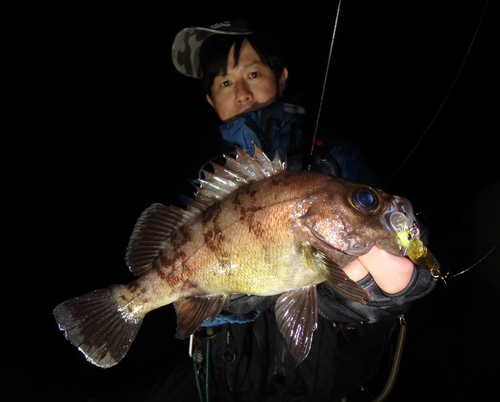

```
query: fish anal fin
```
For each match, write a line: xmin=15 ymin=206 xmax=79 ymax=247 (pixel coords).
xmin=174 ymin=294 xmax=227 ymax=339
xmin=275 ymin=285 xmax=318 ymax=365
xmin=304 ymin=244 xmax=372 ymax=304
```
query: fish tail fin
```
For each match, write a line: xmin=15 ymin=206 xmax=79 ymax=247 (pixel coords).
xmin=53 ymin=285 xmax=143 ymax=368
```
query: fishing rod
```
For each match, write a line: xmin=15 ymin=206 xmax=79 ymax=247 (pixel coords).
xmin=307 ymin=0 xmax=342 ymax=166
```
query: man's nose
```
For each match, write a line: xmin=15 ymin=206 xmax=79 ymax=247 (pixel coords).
xmin=235 ymin=82 xmax=253 ymax=103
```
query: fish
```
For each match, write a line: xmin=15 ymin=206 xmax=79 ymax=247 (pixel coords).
xmin=53 ymin=144 xmax=427 ymax=368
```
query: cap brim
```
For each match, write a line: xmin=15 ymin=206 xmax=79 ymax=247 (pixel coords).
xmin=172 ymin=25 xmax=253 ymax=79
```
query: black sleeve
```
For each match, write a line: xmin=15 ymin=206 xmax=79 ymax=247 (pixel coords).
xmin=317 ymin=265 xmax=437 ymax=324
xmin=224 ymin=294 xmax=278 ymax=315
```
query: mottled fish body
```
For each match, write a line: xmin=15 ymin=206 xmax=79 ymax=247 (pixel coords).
xmin=54 ymin=145 xmax=423 ymax=368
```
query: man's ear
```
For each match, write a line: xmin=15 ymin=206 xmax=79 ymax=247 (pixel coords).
xmin=206 ymin=94 xmax=215 ymax=108
xmin=278 ymin=67 xmax=289 ymax=96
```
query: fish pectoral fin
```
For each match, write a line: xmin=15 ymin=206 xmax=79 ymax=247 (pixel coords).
xmin=306 ymin=245 xmax=372 ymax=305
xmin=174 ymin=294 xmax=228 ymax=339
xmin=275 ymin=285 xmax=318 ymax=365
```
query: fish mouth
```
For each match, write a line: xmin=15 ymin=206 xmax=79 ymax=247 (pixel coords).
xmin=378 ymin=195 xmax=417 ymax=255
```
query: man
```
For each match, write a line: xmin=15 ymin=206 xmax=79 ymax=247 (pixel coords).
xmin=165 ymin=20 xmax=435 ymax=401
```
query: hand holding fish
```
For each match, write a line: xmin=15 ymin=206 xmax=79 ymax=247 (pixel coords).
xmin=344 ymin=246 xmax=415 ymax=294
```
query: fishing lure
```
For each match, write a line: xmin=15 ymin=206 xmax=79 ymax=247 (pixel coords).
xmin=390 ymin=212 xmax=443 ymax=280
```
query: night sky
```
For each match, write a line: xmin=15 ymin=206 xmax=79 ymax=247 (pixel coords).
xmin=8 ymin=3 xmax=499 ymax=401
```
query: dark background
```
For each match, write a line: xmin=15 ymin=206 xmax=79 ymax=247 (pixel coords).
xmin=5 ymin=2 xmax=499 ymax=401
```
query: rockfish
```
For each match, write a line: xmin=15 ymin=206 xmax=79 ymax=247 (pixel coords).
xmin=54 ymin=145 xmax=427 ymax=368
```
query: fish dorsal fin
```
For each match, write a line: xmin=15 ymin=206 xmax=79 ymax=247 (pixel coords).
xmin=275 ymin=285 xmax=318 ymax=364
xmin=126 ymin=144 xmax=284 ymax=275
xmin=193 ymin=145 xmax=285 ymax=211
xmin=174 ymin=294 xmax=228 ymax=339
xmin=125 ymin=203 xmax=197 ymax=275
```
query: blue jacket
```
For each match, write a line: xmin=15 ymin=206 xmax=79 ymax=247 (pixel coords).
xmin=218 ymin=101 xmax=380 ymax=187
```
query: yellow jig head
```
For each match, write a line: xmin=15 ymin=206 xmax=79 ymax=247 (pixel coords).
xmin=390 ymin=212 xmax=443 ymax=280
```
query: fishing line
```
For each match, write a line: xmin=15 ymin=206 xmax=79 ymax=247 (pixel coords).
xmin=445 ymin=240 xmax=499 ymax=280
xmin=384 ymin=0 xmax=490 ymax=188
xmin=308 ymin=0 xmax=342 ymax=166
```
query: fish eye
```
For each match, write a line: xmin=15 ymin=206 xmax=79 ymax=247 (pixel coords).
xmin=349 ymin=187 xmax=382 ymax=215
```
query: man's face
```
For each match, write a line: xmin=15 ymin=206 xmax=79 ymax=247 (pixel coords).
xmin=206 ymin=40 xmax=288 ymax=122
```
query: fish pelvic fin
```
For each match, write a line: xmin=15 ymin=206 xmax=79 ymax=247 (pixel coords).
xmin=174 ymin=294 xmax=228 ymax=339
xmin=305 ymin=244 xmax=372 ymax=304
xmin=53 ymin=285 xmax=143 ymax=368
xmin=275 ymin=285 xmax=318 ymax=365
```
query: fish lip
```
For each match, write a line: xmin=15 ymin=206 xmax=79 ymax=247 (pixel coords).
xmin=383 ymin=196 xmax=416 ymax=233
xmin=395 ymin=196 xmax=415 ymax=223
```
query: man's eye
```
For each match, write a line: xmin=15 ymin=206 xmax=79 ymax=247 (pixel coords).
xmin=249 ymin=71 xmax=259 ymax=79
xmin=221 ymin=80 xmax=231 ymax=87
